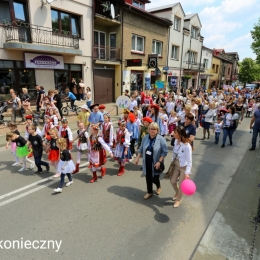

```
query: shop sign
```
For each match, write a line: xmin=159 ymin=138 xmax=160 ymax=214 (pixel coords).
xmin=24 ymin=53 xmax=64 ymax=69
xmin=155 ymin=80 xmax=165 ymax=89
xmin=170 ymin=77 xmax=177 ymax=86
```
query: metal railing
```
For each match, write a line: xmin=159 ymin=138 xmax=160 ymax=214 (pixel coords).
xmin=3 ymin=21 xmax=79 ymax=49
xmin=94 ymin=45 xmax=120 ymax=61
xmin=183 ymin=61 xmax=205 ymax=71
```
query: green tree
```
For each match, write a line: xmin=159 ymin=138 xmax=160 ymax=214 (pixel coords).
xmin=251 ymin=18 xmax=260 ymax=64
xmin=239 ymin=58 xmax=260 ymax=85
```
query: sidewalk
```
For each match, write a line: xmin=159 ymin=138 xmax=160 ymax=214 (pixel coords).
xmin=0 ymin=102 xmax=122 ymax=146
xmin=192 ymin=147 xmax=260 ymax=260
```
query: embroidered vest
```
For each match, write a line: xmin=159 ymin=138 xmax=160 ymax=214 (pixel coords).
xmin=61 ymin=127 xmax=68 ymax=138
xmin=77 ymin=130 xmax=87 ymax=143
xmin=102 ymin=124 xmax=111 ymax=143
xmin=116 ymin=130 xmax=125 ymax=145
xmin=90 ymin=135 xmax=102 ymax=151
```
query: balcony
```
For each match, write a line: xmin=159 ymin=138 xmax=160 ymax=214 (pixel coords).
xmin=94 ymin=45 xmax=120 ymax=62
xmin=95 ymin=0 xmax=121 ymax=26
xmin=3 ymin=21 xmax=82 ymax=56
xmin=183 ymin=61 xmax=205 ymax=72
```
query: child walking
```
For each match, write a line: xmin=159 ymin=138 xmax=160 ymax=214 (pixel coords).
xmin=6 ymin=132 xmax=30 ymax=172
xmin=213 ymin=117 xmax=223 ymax=145
xmin=54 ymin=138 xmax=75 ymax=193
xmin=58 ymin=118 xmax=73 ymax=150
xmin=5 ymin=122 xmax=20 ymax=166
xmin=102 ymin=113 xmax=114 ymax=148
xmin=168 ymin=110 xmax=178 ymax=135
xmin=27 ymin=125 xmax=50 ymax=174
xmin=72 ymin=122 xmax=90 ymax=174
xmin=47 ymin=128 xmax=61 ymax=177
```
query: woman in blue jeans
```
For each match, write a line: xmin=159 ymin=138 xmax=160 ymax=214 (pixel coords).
xmin=221 ymin=107 xmax=238 ymax=148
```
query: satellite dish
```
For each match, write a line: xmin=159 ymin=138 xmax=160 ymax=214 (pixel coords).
xmin=110 ymin=4 xmax=115 ymax=19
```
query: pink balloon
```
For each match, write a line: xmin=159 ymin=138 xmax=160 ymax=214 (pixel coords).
xmin=180 ymin=179 xmax=196 ymax=196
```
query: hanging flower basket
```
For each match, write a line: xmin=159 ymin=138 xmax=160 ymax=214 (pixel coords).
xmin=184 ymin=75 xmax=192 ymax=79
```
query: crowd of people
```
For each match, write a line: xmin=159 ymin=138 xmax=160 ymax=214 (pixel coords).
xmin=4 ymin=84 xmax=260 ymax=208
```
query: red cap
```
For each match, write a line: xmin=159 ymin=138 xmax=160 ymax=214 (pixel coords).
xmin=143 ymin=117 xmax=152 ymax=123
xmin=151 ymin=104 xmax=159 ymax=110
xmin=128 ymin=112 xmax=135 ymax=123
xmin=25 ymin=115 xmax=33 ymax=119
xmin=99 ymin=104 xmax=106 ymax=109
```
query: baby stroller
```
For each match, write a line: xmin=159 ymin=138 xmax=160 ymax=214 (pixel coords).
xmin=0 ymin=101 xmax=8 ymax=125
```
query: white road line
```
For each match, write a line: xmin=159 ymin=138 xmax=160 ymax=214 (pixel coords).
xmin=0 ymin=180 xmax=59 ymax=207
xmin=0 ymin=177 xmax=53 ymax=200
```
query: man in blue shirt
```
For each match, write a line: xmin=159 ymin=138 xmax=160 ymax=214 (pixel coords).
xmin=65 ymin=88 xmax=76 ymax=111
xmin=89 ymin=104 xmax=104 ymax=125
xmin=249 ymin=103 xmax=260 ymax=151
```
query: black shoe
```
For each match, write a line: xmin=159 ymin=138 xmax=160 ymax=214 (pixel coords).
xmin=221 ymin=144 xmax=225 ymax=148
xmin=34 ymin=170 xmax=43 ymax=174
xmin=230 ymin=141 xmax=233 ymax=145
xmin=46 ymin=165 xmax=50 ymax=172
xmin=249 ymin=147 xmax=255 ymax=151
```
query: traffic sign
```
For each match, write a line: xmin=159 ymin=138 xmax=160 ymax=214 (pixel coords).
xmin=163 ymin=66 xmax=169 ymax=70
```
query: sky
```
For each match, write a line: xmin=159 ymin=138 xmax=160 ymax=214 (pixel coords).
xmin=147 ymin=0 xmax=260 ymax=61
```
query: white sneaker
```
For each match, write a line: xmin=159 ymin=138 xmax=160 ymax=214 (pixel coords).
xmin=30 ymin=163 xmax=35 ymax=169
xmin=133 ymin=154 xmax=136 ymax=158
xmin=12 ymin=162 xmax=20 ymax=166
xmin=66 ymin=181 xmax=73 ymax=187
xmin=18 ymin=167 xmax=27 ymax=172
xmin=54 ymin=188 xmax=62 ymax=193
xmin=129 ymin=158 xmax=134 ymax=162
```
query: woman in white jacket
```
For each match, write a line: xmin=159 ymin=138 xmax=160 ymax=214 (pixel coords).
xmin=170 ymin=125 xmax=192 ymax=208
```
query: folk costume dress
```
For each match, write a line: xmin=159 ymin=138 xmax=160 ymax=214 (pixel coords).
xmin=58 ymin=125 xmax=73 ymax=150
xmin=102 ymin=121 xmax=114 ymax=147
xmin=48 ymin=138 xmax=60 ymax=162
xmin=88 ymin=134 xmax=112 ymax=183
xmin=114 ymin=128 xmax=131 ymax=176
xmin=73 ymin=130 xmax=90 ymax=174
xmin=41 ymin=122 xmax=54 ymax=144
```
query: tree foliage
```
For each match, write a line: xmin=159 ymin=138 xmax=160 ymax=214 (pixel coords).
xmin=251 ymin=18 xmax=260 ymax=64
xmin=239 ymin=58 xmax=260 ymax=84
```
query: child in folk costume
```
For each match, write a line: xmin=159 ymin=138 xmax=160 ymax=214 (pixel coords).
xmin=46 ymin=128 xmax=61 ymax=178
xmin=6 ymin=132 xmax=30 ymax=172
xmin=168 ymin=110 xmax=178 ymax=135
xmin=53 ymin=138 xmax=75 ymax=193
xmin=102 ymin=113 xmax=114 ymax=147
xmin=49 ymin=109 xmax=59 ymax=129
xmin=137 ymin=117 xmax=152 ymax=149
xmin=41 ymin=115 xmax=55 ymax=145
xmin=126 ymin=112 xmax=139 ymax=158
xmin=58 ymin=118 xmax=73 ymax=150
xmin=5 ymin=122 xmax=20 ymax=166
xmin=118 ymin=109 xmax=129 ymax=126
xmin=99 ymin=104 xmax=108 ymax=115
xmin=77 ymin=105 xmax=90 ymax=131
xmin=114 ymin=120 xmax=131 ymax=176
xmin=88 ymin=124 xmax=113 ymax=183
xmin=72 ymin=122 xmax=90 ymax=174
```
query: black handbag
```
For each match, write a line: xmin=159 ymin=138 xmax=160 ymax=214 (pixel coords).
xmin=155 ymin=161 xmax=165 ymax=173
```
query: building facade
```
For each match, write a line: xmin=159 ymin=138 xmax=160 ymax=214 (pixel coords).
xmin=210 ymin=55 xmax=221 ymax=89
xmin=0 ymin=0 xmax=93 ymax=98
xmin=199 ymin=46 xmax=213 ymax=89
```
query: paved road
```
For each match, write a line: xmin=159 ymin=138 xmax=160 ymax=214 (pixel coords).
xmin=0 ymin=119 xmax=253 ymax=260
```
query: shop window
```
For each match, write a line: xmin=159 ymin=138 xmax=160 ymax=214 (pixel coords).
xmin=132 ymin=34 xmax=144 ymax=53
xmin=0 ymin=0 xmax=28 ymax=23
xmin=51 ymin=9 xmax=81 ymax=36
xmin=152 ymin=40 xmax=162 ymax=56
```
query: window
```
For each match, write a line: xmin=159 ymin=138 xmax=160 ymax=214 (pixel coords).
xmin=191 ymin=26 xmax=198 ymax=38
xmin=152 ymin=40 xmax=162 ymax=56
xmin=228 ymin=68 xmax=230 ymax=75
xmin=174 ymin=16 xmax=181 ymax=31
xmin=0 ymin=0 xmax=28 ymax=24
xmin=94 ymin=31 xmax=106 ymax=59
xmin=132 ymin=0 xmax=144 ymax=9
xmin=212 ymin=64 xmax=215 ymax=71
xmin=51 ymin=9 xmax=80 ymax=36
xmin=216 ymin=65 xmax=219 ymax=73
xmin=189 ymin=51 xmax=197 ymax=63
xmin=171 ymin=45 xmax=179 ymax=60
xmin=204 ymin=58 xmax=209 ymax=69
xmin=132 ymin=35 xmax=144 ymax=53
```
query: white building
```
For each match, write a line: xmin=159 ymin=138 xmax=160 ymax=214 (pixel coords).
xmin=199 ymin=46 xmax=213 ymax=89
xmin=148 ymin=5 xmax=204 ymax=90
xmin=0 ymin=0 xmax=92 ymax=98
